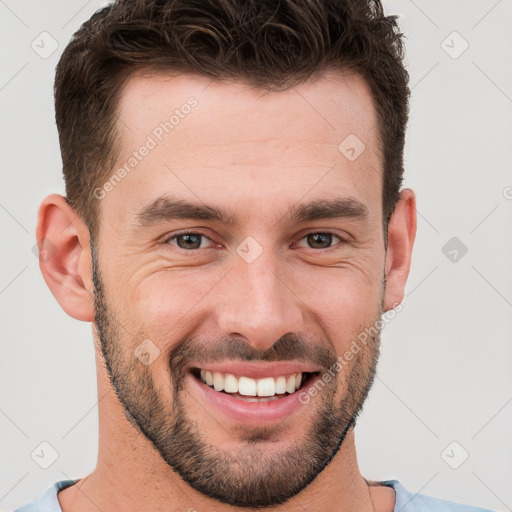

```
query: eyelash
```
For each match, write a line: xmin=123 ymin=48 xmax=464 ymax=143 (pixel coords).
xmin=162 ymin=230 xmax=347 ymax=252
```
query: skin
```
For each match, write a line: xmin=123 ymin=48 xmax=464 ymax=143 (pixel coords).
xmin=37 ymin=69 xmax=416 ymax=512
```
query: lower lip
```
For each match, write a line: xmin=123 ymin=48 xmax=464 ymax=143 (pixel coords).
xmin=186 ymin=371 xmax=320 ymax=425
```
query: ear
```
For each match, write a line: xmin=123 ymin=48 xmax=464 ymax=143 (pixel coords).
xmin=383 ymin=188 xmax=417 ymax=312
xmin=35 ymin=194 xmax=95 ymax=322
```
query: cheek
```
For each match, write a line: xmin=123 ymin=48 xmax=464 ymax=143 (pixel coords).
xmin=294 ymin=267 xmax=382 ymax=346
xmin=116 ymin=253 xmax=383 ymax=345
xmin=125 ymin=268 xmax=220 ymax=340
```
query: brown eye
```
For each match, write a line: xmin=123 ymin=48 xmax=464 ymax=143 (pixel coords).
xmin=165 ymin=232 xmax=214 ymax=250
xmin=295 ymin=232 xmax=344 ymax=250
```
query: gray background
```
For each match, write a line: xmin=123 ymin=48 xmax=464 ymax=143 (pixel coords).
xmin=1 ymin=1 xmax=511 ymax=511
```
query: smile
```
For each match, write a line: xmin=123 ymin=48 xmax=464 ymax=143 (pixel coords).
xmin=186 ymin=365 xmax=322 ymax=424
xmin=191 ymin=368 xmax=316 ymax=401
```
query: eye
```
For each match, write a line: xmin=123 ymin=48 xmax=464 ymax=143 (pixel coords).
xmin=162 ymin=230 xmax=346 ymax=252
xmin=295 ymin=231 xmax=346 ymax=250
xmin=164 ymin=231 xmax=216 ymax=250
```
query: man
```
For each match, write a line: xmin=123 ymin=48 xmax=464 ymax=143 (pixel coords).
xmin=15 ymin=0 xmax=496 ymax=511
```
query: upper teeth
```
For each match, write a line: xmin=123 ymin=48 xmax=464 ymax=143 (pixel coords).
xmin=199 ymin=370 xmax=304 ymax=397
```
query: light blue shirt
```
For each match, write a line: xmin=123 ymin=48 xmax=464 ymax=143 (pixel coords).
xmin=13 ymin=478 xmax=497 ymax=512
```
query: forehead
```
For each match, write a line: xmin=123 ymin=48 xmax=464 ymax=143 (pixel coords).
xmin=117 ymin=68 xmax=380 ymax=150
xmin=104 ymin=69 xmax=382 ymax=230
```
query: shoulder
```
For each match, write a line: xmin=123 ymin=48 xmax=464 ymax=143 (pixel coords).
xmin=13 ymin=479 xmax=79 ymax=512
xmin=379 ymin=479 xmax=498 ymax=512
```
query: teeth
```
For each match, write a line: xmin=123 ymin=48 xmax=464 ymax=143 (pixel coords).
xmin=257 ymin=377 xmax=275 ymax=397
xmin=275 ymin=376 xmax=287 ymax=394
xmin=213 ymin=371 xmax=224 ymax=391
xmin=239 ymin=376 xmax=257 ymax=396
xmin=286 ymin=375 xmax=296 ymax=394
xmin=200 ymin=370 xmax=306 ymax=397
xmin=224 ymin=373 xmax=238 ymax=393
xmin=235 ymin=395 xmax=280 ymax=402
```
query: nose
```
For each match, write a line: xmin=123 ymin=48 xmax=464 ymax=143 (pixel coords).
xmin=215 ymin=247 xmax=304 ymax=352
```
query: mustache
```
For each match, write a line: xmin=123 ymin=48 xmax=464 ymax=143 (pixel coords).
xmin=168 ymin=332 xmax=338 ymax=378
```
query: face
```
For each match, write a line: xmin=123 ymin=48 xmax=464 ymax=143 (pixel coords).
xmin=92 ymin=70 xmax=388 ymax=508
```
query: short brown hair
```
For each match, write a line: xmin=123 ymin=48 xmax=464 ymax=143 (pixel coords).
xmin=54 ymin=0 xmax=410 ymax=243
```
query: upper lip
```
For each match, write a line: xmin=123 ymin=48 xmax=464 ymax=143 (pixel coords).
xmin=187 ymin=361 xmax=321 ymax=380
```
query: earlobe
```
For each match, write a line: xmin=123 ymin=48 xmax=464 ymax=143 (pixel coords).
xmin=35 ymin=194 xmax=95 ymax=322
xmin=382 ymin=188 xmax=417 ymax=312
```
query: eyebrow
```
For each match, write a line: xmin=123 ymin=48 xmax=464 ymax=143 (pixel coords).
xmin=134 ymin=194 xmax=369 ymax=229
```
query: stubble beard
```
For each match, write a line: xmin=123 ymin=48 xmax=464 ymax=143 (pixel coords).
xmin=90 ymin=241 xmax=383 ymax=508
